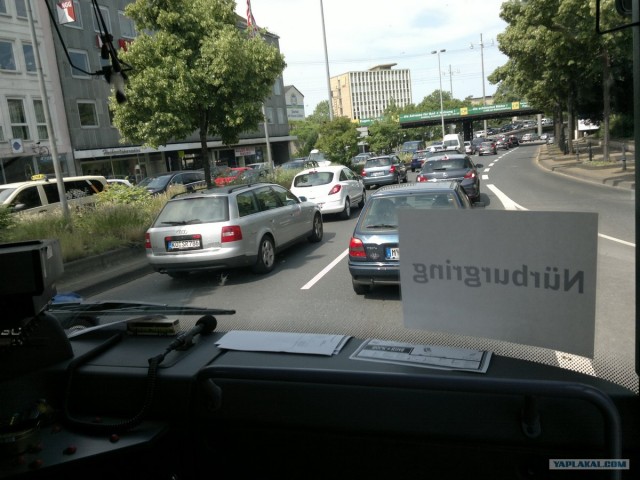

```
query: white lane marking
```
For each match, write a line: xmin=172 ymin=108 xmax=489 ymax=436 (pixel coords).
xmin=486 ymin=184 xmax=528 ymax=210
xmin=482 ymin=175 xmax=490 ymax=181
xmin=598 ymin=233 xmax=635 ymax=247
xmin=301 ymin=248 xmax=349 ymax=290
xmin=484 ymin=168 xmax=491 ymax=173
xmin=487 ymin=185 xmax=636 ymax=247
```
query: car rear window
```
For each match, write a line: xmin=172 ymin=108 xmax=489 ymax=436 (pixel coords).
xmin=293 ymin=171 xmax=333 ymax=187
xmin=365 ymin=158 xmax=391 ymax=167
xmin=422 ymin=159 xmax=467 ymax=171
xmin=154 ymin=197 xmax=229 ymax=226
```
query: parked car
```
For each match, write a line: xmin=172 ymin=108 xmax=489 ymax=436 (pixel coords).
xmin=145 ymin=183 xmax=323 ymax=278
xmin=106 ymin=178 xmax=133 ymax=187
xmin=290 ymin=165 xmax=366 ymax=220
xmin=214 ymin=167 xmax=252 ymax=186
xmin=416 ymin=153 xmax=484 ymax=202
xmin=348 ymin=181 xmax=479 ymax=294
xmin=0 ymin=175 xmax=107 ymax=214
xmin=478 ymin=141 xmax=497 ymax=156
xmin=361 ymin=155 xmax=408 ymax=189
xmin=138 ymin=170 xmax=206 ymax=195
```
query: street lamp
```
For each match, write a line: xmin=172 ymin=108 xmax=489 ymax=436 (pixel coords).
xmin=431 ymin=49 xmax=446 ymax=138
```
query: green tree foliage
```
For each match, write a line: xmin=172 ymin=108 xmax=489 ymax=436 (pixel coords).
xmin=489 ymin=0 xmax=632 ymax=152
xmin=289 ymin=101 xmax=330 ymax=157
xmin=315 ymin=117 xmax=360 ymax=165
xmin=112 ymin=0 xmax=286 ymax=186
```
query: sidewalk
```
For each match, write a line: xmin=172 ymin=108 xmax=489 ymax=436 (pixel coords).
xmin=536 ymin=142 xmax=635 ymax=190
xmin=55 ymin=145 xmax=636 ymax=297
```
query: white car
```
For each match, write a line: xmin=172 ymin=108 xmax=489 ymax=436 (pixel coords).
xmin=290 ymin=165 xmax=366 ymax=220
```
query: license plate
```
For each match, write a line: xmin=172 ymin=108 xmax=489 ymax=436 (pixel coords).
xmin=385 ymin=247 xmax=399 ymax=260
xmin=372 ymin=172 xmax=385 ymax=177
xmin=167 ymin=239 xmax=202 ymax=251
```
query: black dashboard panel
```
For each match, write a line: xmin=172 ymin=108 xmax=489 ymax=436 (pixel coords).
xmin=1 ymin=324 xmax=637 ymax=480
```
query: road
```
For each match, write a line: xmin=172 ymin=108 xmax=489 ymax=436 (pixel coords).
xmin=89 ymin=144 xmax=637 ymax=393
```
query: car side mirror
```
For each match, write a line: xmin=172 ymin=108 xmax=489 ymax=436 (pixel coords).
xmin=476 ymin=164 xmax=484 ymax=168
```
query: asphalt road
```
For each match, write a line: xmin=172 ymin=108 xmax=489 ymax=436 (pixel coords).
xmin=84 ymin=144 xmax=637 ymax=393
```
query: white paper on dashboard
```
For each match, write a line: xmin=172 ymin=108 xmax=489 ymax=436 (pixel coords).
xmin=398 ymin=210 xmax=597 ymax=358
xmin=350 ymin=339 xmax=492 ymax=373
xmin=216 ymin=330 xmax=351 ymax=356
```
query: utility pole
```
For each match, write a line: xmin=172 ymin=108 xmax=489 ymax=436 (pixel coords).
xmin=26 ymin=0 xmax=70 ymax=222
xmin=320 ymin=0 xmax=333 ymax=120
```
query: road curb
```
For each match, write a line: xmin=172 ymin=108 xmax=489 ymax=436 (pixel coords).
xmin=58 ymin=245 xmax=151 ymax=297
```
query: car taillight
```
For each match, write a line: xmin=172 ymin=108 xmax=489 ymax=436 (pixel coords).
xmin=416 ymin=175 xmax=427 ymax=182
xmin=389 ymin=165 xmax=396 ymax=173
xmin=221 ymin=225 xmax=243 ymax=243
xmin=328 ymin=184 xmax=342 ymax=195
xmin=361 ymin=170 xmax=368 ymax=177
xmin=464 ymin=171 xmax=476 ymax=179
xmin=349 ymin=237 xmax=367 ymax=258
xmin=145 ymin=232 xmax=151 ymax=249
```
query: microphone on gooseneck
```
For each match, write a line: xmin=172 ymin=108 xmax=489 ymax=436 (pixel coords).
xmin=166 ymin=315 xmax=217 ymax=351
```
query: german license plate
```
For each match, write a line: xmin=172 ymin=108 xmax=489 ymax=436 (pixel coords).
xmin=372 ymin=172 xmax=384 ymax=177
xmin=385 ymin=247 xmax=399 ymax=260
xmin=167 ymin=239 xmax=202 ymax=251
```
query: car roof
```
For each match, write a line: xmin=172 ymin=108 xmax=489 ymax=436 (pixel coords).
xmin=294 ymin=165 xmax=347 ymax=175
xmin=370 ymin=181 xmax=460 ymax=198
xmin=168 ymin=182 xmax=276 ymax=200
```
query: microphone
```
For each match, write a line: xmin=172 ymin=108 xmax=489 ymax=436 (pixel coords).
xmin=167 ymin=315 xmax=217 ymax=351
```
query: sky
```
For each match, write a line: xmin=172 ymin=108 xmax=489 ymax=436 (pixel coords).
xmin=235 ymin=0 xmax=511 ymax=116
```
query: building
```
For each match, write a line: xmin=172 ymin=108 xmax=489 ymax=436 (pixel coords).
xmin=0 ymin=0 xmax=294 ymax=185
xmin=330 ymin=64 xmax=412 ymax=121
xmin=284 ymin=85 xmax=305 ymax=121
xmin=0 ymin=0 xmax=74 ymax=184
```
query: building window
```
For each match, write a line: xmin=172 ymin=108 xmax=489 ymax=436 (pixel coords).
xmin=68 ymin=49 xmax=91 ymax=78
xmin=93 ymin=6 xmax=111 ymax=34
xmin=78 ymin=101 xmax=98 ymax=127
xmin=0 ymin=40 xmax=16 ymax=71
xmin=15 ymin=0 xmax=26 ymax=18
xmin=63 ymin=0 xmax=83 ymax=29
xmin=8 ymin=98 xmax=30 ymax=140
xmin=22 ymin=43 xmax=35 ymax=72
xmin=118 ymin=11 xmax=136 ymax=38
xmin=33 ymin=99 xmax=47 ymax=140
xmin=0 ymin=0 xmax=7 ymax=15
xmin=273 ymin=79 xmax=282 ymax=96
xmin=265 ymin=107 xmax=274 ymax=124
xmin=276 ymin=108 xmax=285 ymax=125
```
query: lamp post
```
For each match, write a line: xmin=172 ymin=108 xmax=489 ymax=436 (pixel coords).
xmin=320 ymin=0 xmax=333 ymax=120
xmin=431 ymin=49 xmax=446 ymax=138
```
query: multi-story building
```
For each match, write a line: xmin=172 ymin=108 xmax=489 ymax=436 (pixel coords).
xmin=0 ymin=0 xmax=74 ymax=183
xmin=0 ymin=0 xmax=293 ymax=185
xmin=330 ymin=63 xmax=412 ymax=122
xmin=284 ymin=85 xmax=305 ymax=122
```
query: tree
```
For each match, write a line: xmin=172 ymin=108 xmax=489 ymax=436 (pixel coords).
xmin=112 ymin=0 xmax=286 ymax=187
xmin=489 ymin=0 xmax=632 ymax=157
xmin=315 ymin=117 xmax=360 ymax=164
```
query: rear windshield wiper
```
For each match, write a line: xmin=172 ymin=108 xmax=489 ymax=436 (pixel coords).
xmin=365 ymin=224 xmax=397 ymax=229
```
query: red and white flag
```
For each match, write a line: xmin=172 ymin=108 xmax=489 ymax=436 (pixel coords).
xmin=56 ymin=1 xmax=76 ymax=24
xmin=246 ymin=0 xmax=258 ymax=35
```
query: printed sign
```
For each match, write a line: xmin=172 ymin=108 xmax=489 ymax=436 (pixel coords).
xmin=56 ymin=1 xmax=76 ymax=24
xmin=398 ymin=210 xmax=597 ymax=357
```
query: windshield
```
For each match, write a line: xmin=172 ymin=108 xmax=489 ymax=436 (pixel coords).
xmin=0 ymin=187 xmax=17 ymax=203
xmin=1 ymin=1 xmax=637 ymax=476
xmin=138 ymin=175 xmax=171 ymax=189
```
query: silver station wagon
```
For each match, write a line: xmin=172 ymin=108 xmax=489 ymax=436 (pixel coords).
xmin=145 ymin=183 xmax=323 ymax=278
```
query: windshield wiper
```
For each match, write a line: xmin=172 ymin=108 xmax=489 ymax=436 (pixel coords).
xmin=365 ymin=224 xmax=397 ymax=229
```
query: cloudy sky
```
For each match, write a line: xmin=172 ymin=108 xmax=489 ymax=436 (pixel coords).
xmin=235 ymin=0 xmax=510 ymax=115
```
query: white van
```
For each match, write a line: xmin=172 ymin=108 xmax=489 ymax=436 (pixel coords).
xmin=0 ymin=175 xmax=108 ymax=214
xmin=442 ymin=133 xmax=464 ymax=153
